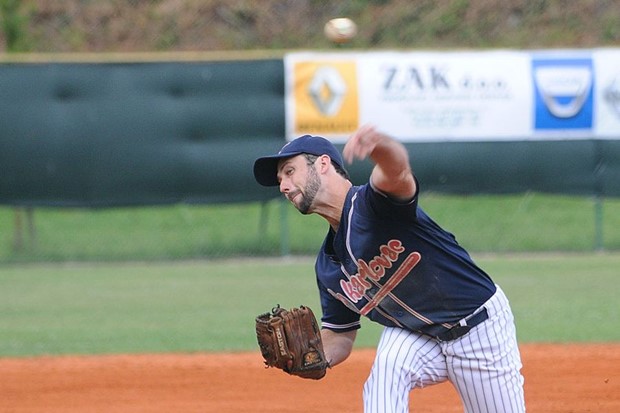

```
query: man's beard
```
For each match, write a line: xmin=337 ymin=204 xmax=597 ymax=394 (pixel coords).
xmin=297 ymin=165 xmax=321 ymax=214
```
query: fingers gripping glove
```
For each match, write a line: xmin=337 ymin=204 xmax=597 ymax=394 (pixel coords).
xmin=255 ymin=305 xmax=329 ymax=380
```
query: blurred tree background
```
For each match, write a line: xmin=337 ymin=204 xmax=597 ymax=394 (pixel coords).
xmin=1 ymin=0 xmax=619 ymax=53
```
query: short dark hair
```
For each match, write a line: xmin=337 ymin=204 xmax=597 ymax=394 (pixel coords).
xmin=303 ymin=153 xmax=349 ymax=180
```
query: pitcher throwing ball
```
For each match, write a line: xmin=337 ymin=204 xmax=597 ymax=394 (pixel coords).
xmin=253 ymin=125 xmax=525 ymax=412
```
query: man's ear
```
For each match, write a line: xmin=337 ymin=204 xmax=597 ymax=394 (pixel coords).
xmin=319 ymin=155 xmax=334 ymax=174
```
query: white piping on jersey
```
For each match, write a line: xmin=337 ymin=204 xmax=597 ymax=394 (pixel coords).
xmin=341 ymin=190 xmax=403 ymax=327
xmin=321 ymin=320 xmax=361 ymax=331
xmin=344 ymin=191 xmax=358 ymax=262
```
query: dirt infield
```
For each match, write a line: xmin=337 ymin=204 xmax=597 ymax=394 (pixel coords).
xmin=1 ymin=343 xmax=618 ymax=412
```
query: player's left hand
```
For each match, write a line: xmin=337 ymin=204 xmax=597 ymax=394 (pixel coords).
xmin=343 ymin=124 xmax=383 ymax=164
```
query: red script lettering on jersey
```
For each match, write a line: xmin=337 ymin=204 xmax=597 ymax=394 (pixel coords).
xmin=340 ymin=240 xmax=416 ymax=303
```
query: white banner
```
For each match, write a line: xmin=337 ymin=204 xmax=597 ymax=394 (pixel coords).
xmin=594 ymin=48 xmax=620 ymax=137
xmin=284 ymin=49 xmax=620 ymax=142
xmin=358 ymin=51 xmax=531 ymax=141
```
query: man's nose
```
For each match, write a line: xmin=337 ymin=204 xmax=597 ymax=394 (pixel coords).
xmin=279 ymin=179 xmax=288 ymax=194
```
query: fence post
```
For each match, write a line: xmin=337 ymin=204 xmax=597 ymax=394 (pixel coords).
xmin=12 ymin=207 xmax=36 ymax=252
xmin=279 ymin=198 xmax=290 ymax=256
xmin=258 ymin=200 xmax=269 ymax=236
xmin=594 ymin=195 xmax=604 ymax=251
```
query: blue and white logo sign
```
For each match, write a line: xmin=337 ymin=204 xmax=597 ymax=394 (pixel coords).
xmin=533 ymin=58 xmax=594 ymax=130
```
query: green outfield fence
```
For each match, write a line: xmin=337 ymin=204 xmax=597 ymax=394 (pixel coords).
xmin=1 ymin=1 xmax=619 ymax=263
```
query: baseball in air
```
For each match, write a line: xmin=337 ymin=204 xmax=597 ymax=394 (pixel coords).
xmin=324 ymin=18 xmax=357 ymax=43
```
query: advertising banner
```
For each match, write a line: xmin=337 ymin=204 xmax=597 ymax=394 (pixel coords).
xmin=285 ymin=49 xmax=620 ymax=142
xmin=530 ymin=50 xmax=594 ymax=137
xmin=594 ymin=48 xmax=620 ymax=137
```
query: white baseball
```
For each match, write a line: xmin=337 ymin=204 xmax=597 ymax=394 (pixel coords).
xmin=324 ymin=18 xmax=357 ymax=43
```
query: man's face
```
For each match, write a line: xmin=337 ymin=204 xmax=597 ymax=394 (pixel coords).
xmin=277 ymin=155 xmax=321 ymax=214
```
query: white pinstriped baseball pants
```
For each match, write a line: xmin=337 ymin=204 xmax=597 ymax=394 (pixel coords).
xmin=363 ymin=286 xmax=525 ymax=413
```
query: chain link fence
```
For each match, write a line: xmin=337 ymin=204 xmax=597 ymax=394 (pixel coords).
xmin=1 ymin=0 xmax=619 ymax=262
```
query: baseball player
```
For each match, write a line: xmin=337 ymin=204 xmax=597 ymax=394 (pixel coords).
xmin=253 ymin=124 xmax=525 ymax=412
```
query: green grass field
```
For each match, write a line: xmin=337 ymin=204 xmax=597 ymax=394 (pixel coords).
xmin=1 ymin=253 xmax=618 ymax=357
xmin=1 ymin=193 xmax=618 ymax=357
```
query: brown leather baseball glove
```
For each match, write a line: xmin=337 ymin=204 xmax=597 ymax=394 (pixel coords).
xmin=255 ymin=305 xmax=329 ymax=380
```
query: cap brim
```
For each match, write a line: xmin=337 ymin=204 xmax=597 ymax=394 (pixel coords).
xmin=253 ymin=153 xmax=299 ymax=187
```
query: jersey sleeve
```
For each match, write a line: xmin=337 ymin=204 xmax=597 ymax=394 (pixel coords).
xmin=366 ymin=176 xmax=420 ymax=221
xmin=315 ymin=261 xmax=361 ymax=332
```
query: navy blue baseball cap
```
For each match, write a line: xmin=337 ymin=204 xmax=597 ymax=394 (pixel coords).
xmin=253 ymin=135 xmax=346 ymax=187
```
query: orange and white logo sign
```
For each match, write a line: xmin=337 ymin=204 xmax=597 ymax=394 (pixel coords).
xmin=292 ymin=61 xmax=359 ymax=138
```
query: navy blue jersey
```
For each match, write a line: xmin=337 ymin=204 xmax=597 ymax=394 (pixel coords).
xmin=316 ymin=182 xmax=496 ymax=338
